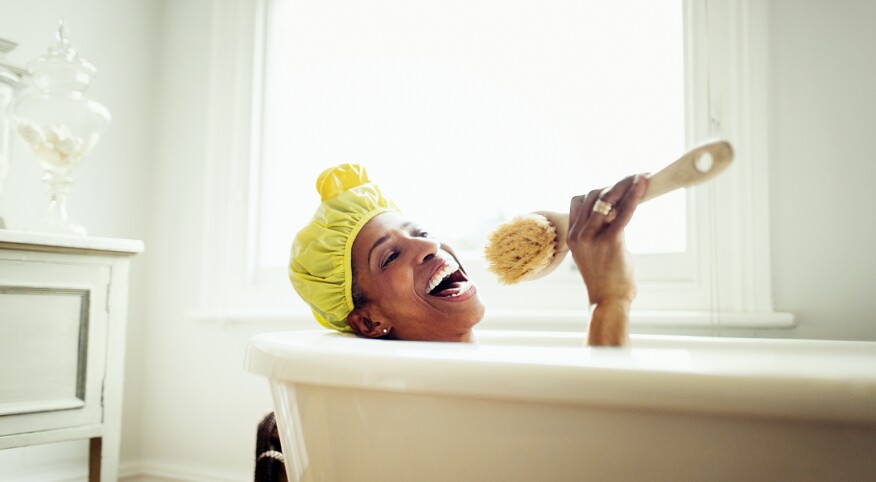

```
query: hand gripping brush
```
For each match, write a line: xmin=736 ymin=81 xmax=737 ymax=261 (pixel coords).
xmin=483 ymin=140 xmax=734 ymax=284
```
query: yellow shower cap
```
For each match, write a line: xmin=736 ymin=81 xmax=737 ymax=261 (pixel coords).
xmin=289 ymin=164 xmax=400 ymax=332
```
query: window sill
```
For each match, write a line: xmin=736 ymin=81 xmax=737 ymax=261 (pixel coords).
xmin=480 ymin=309 xmax=795 ymax=332
xmin=187 ymin=307 xmax=795 ymax=332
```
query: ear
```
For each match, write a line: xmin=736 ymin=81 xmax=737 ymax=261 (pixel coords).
xmin=347 ymin=307 xmax=392 ymax=338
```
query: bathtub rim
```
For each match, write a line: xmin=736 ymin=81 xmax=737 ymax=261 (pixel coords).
xmin=245 ymin=329 xmax=876 ymax=427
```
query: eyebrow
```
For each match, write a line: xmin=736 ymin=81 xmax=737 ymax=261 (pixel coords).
xmin=368 ymin=221 xmax=414 ymax=267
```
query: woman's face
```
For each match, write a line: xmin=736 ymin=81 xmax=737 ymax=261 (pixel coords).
xmin=349 ymin=212 xmax=485 ymax=342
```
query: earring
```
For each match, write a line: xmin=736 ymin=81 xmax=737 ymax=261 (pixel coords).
xmin=382 ymin=328 xmax=389 ymax=334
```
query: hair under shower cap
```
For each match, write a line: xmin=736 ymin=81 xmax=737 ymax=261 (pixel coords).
xmin=289 ymin=164 xmax=400 ymax=332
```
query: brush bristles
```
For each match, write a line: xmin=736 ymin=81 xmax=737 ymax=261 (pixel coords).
xmin=484 ymin=213 xmax=559 ymax=284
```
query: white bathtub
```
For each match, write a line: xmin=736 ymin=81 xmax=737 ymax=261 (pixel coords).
xmin=245 ymin=330 xmax=876 ymax=481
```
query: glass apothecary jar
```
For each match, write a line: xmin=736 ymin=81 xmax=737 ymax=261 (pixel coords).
xmin=9 ymin=22 xmax=110 ymax=236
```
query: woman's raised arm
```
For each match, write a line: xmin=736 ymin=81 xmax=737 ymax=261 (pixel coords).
xmin=567 ymin=174 xmax=648 ymax=346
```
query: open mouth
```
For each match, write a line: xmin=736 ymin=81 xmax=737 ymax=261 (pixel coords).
xmin=426 ymin=257 xmax=474 ymax=298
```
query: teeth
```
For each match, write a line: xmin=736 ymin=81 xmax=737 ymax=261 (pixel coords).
xmin=426 ymin=257 xmax=460 ymax=293
xmin=447 ymin=281 xmax=473 ymax=297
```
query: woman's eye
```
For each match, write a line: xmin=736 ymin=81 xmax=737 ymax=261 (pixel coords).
xmin=382 ymin=252 xmax=399 ymax=268
xmin=416 ymin=230 xmax=430 ymax=238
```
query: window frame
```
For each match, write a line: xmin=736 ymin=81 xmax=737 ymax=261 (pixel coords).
xmin=191 ymin=0 xmax=793 ymax=331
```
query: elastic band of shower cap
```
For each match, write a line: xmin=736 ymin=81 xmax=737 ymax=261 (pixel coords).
xmin=288 ymin=164 xmax=400 ymax=332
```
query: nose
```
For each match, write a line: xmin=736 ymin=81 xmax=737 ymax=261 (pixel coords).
xmin=412 ymin=236 xmax=441 ymax=264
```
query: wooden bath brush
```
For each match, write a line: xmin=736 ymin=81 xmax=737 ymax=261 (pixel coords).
xmin=484 ymin=140 xmax=734 ymax=284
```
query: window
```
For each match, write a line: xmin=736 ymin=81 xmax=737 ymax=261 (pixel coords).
xmin=259 ymin=0 xmax=686 ymax=262
xmin=195 ymin=0 xmax=792 ymax=330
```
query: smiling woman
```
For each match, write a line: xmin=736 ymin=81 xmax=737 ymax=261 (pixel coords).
xmin=289 ymin=163 xmax=647 ymax=345
xmin=348 ymin=212 xmax=484 ymax=342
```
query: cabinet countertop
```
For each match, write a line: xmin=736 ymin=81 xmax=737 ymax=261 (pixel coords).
xmin=0 ymin=229 xmax=143 ymax=255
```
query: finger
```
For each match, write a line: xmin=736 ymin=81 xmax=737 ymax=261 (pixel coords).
xmin=582 ymin=175 xmax=637 ymax=237
xmin=568 ymin=190 xmax=602 ymax=238
xmin=568 ymin=195 xmax=586 ymax=232
xmin=606 ymin=175 xmax=649 ymax=234
xmin=601 ymin=175 xmax=638 ymax=205
xmin=600 ymin=174 xmax=641 ymax=223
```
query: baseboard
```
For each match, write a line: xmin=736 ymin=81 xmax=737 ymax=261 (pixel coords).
xmin=0 ymin=459 xmax=248 ymax=482
xmin=119 ymin=461 xmax=248 ymax=482
xmin=0 ymin=463 xmax=87 ymax=482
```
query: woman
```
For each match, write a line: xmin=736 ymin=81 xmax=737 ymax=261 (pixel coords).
xmin=289 ymin=164 xmax=647 ymax=346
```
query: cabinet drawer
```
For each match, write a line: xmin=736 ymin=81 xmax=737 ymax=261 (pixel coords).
xmin=0 ymin=253 xmax=110 ymax=438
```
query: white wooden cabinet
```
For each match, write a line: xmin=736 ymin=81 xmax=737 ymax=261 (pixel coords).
xmin=0 ymin=230 xmax=142 ymax=481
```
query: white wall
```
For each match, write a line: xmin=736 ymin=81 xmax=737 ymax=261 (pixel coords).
xmin=132 ymin=1 xmax=277 ymax=479
xmin=1 ymin=0 xmax=875 ymax=480
xmin=768 ymin=0 xmax=876 ymax=341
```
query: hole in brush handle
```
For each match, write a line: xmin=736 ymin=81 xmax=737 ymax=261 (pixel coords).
xmin=695 ymin=152 xmax=714 ymax=173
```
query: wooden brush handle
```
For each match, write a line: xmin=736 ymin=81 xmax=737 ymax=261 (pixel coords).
xmin=640 ymin=140 xmax=734 ymax=203
xmin=535 ymin=140 xmax=734 ymax=276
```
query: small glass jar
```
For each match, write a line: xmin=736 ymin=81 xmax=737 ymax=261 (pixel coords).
xmin=9 ymin=22 xmax=110 ymax=236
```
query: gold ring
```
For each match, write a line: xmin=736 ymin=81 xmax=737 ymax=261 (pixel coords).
xmin=592 ymin=199 xmax=613 ymax=216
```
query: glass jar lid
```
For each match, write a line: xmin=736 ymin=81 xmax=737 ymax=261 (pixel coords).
xmin=28 ymin=21 xmax=96 ymax=93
